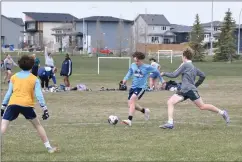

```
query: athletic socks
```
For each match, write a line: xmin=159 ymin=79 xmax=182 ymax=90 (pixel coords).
xmin=168 ymin=119 xmax=174 ymax=125
xmin=141 ymin=108 xmax=145 ymax=114
xmin=44 ymin=141 xmax=52 ymax=149
xmin=218 ymin=110 xmax=225 ymax=115
xmin=128 ymin=116 xmax=133 ymax=121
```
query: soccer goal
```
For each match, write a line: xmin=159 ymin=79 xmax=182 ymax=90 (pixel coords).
xmin=98 ymin=57 xmax=131 ymax=75
xmin=157 ymin=50 xmax=173 ymax=64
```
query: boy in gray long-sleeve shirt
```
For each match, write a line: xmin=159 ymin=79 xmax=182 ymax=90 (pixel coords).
xmin=160 ymin=48 xmax=230 ymax=129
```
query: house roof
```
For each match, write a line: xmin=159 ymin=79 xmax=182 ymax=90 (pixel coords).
xmin=77 ymin=16 xmax=133 ymax=23
xmin=23 ymin=12 xmax=78 ymax=22
xmin=1 ymin=15 xmax=24 ymax=26
xmin=201 ymin=21 xmax=223 ymax=27
xmin=171 ymin=24 xmax=192 ymax=33
xmin=138 ymin=14 xmax=170 ymax=25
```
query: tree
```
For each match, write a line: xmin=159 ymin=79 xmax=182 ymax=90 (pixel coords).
xmin=189 ymin=14 xmax=205 ymax=62
xmin=116 ymin=18 xmax=124 ymax=57
xmin=95 ymin=19 xmax=104 ymax=57
xmin=213 ymin=9 xmax=237 ymax=62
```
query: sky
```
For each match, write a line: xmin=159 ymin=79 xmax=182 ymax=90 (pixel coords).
xmin=1 ymin=2 xmax=242 ymax=25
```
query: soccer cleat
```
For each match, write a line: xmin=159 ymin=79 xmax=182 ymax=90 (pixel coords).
xmin=47 ymin=147 xmax=58 ymax=153
xmin=121 ymin=120 xmax=132 ymax=126
xmin=144 ymin=108 xmax=150 ymax=121
xmin=159 ymin=123 xmax=174 ymax=129
xmin=222 ymin=110 xmax=230 ymax=124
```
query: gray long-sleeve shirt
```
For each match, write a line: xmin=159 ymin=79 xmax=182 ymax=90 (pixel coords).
xmin=163 ymin=61 xmax=206 ymax=93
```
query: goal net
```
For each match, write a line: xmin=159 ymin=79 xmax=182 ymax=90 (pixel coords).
xmin=98 ymin=57 xmax=131 ymax=75
xmin=157 ymin=50 xmax=173 ymax=64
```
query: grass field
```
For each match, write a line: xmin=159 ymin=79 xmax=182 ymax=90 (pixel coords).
xmin=1 ymin=54 xmax=242 ymax=161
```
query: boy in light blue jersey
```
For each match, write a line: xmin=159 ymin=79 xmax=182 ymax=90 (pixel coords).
xmin=121 ymin=52 xmax=164 ymax=126
xmin=149 ymin=58 xmax=163 ymax=90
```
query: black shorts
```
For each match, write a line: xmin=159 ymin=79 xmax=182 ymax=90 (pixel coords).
xmin=6 ymin=68 xmax=11 ymax=71
xmin=2 ymin=105 xmax=37 ymax=121
xmin=128 ymin=88 xmax=145 ymax=100
xmin=176 ymin=90 xmax=200 ymax=101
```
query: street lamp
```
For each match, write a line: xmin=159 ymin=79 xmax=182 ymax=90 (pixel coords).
xmin=238 ymin=8 xmax=242 ymax=55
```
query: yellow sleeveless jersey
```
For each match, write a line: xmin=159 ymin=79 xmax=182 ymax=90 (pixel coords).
xmin=8 ymin=74 xmax=37 ymax=107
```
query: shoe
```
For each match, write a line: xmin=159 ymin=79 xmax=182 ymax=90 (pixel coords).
xmin=144 ymin=108 xmax=150 ymax=121
xmin=121 ymin=120 xmax=132 ymax=126
xmin=159 ymin=122 xmax=174 ymax=129
xmin=222 ymin=110 xmax=230 ymax=124
xmin=47 ymin=147 xmax=58 ymax=153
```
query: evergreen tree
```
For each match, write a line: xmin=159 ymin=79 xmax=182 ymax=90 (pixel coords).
xmin=213 ymin=9 xmax=237 ymax=62
xmin=189 ymin=14 xmax=205 ymax=62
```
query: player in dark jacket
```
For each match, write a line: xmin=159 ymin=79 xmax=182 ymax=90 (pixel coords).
xmin=60 ymin=54 xmax=72 ymax=91
xmin=38 ymin=66 xmax=56 ymax=92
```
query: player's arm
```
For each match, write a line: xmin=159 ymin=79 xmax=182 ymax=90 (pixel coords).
xmin=147 ymin=65 xmax=164 ymax=83
xmin=122 ymin=67 xmax=133 ymax=84
xmin=34 ymin=79 xmax=49 ymax=120
xmin=1 ymin=81 xmax=13 ymax=116
xmin=162 ymin=63 xmax=185 ymax=78
xmin=195 ymin=68 xmax=206 ymax=87
xmin=67 ymin=60 xmax=72 ymax=76
xmin=11 ymin=58 xmax=18 ymax=66
xmin=44 ymin=47 xmax=49 ymax=60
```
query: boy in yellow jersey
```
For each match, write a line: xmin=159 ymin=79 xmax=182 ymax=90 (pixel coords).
xmin=1 ymin=55 xmax=57 ymax=153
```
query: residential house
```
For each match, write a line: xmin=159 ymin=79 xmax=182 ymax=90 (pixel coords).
xmin=170 ymin=24 xmax=192 ymax=44
xmin=1 ymin=15 xmax=24 ymax=49
xmin=134 ymin=14 xmax=176 ymax=44
xmin=23 ymin=12 xmax=78 ymax=50
xmin=51 ymin=23 xmax=83 ymax=52
xmin=76 ymin=16 xmax=133 ymax=53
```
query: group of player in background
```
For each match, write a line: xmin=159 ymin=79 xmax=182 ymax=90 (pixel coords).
xmin=0 ymin=48 xmax=230 ymax=153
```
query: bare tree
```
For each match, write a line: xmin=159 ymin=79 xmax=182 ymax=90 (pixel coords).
xmin=116 ymin=18 xmax=124 ymax=57
xmin=95 ymin=18 xmax=104 ymax=57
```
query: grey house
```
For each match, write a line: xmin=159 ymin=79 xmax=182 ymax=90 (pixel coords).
xmin=76 ymin=16 xmax=133 ymax=52
xmin=134 ymin=14 xmax=176 ymax=44
xmin=170 ymin=24 xmax=192 ymax=44
xmin=1 ymin=15 xmax=24 ymax=49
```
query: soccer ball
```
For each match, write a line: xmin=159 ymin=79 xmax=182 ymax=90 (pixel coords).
xmin=108 ymin=115 xmax=119 ymax=125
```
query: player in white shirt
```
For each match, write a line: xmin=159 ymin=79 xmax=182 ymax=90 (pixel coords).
xmin=44 ymin=47 xmax=57 ymax=85
xmin=149 ymin=58 xmax=163 ymax=90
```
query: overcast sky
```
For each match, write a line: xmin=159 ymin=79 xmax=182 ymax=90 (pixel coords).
xmin=2 ymin=2 xmax=242 ymax=25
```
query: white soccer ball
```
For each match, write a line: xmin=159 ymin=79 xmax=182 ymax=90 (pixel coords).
xmin=108 ymin=115 xmax=119 ymax=125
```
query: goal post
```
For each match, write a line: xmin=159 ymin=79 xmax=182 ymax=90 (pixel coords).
xmin=98 ymin=57 xmax=131 ymax=75
xmin=157 ymin=50 xmax=173 ymax=64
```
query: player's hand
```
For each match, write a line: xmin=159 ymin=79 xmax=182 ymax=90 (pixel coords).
xmin=1 ymin=105 xmax=6 ymax=116
xmin=122 ymin=80 xmax=127 ymax=85
xmin=160 ymin=72 xmax=164 ymax=76
xmin=42 ymin=106 xmax=49 ymax=120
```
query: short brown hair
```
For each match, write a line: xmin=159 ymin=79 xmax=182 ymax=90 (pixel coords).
xmin=18 ymin=55 xmax=34 ymax=71
xmin=183 ymin=48 xmax=193 ymax=60
xmin=132 ymin=52 xmax=145 ymax=60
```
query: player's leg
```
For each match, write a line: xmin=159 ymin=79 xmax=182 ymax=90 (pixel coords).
xmin=159 ymin=94 xmax=184 ymax=129
xmin=193 ymin=96 xmax=230 ymax=124
xmin=44 ymin=78 xmax=49 ymax=91
xmin=1 ymin=105 xmax=20 ymax=134
xmin=7 ymin=70 xmax=12 ymax=83
xmin=135 ymin=103 xmax=150 ymax=121
xmin=149 ymin=77 xmax=155 ymax=90
xmin=20 ymin=106 xmax=57 ymax=153
xmin=39 ymin=77 xmax=45 ymax=92
xmin=66 ymin=76 xmax=70 ymax=90
xmin=122 ymin=88 xmax=146 ymax=126
xmin=3 ymin=70 xmax=7 ymax=83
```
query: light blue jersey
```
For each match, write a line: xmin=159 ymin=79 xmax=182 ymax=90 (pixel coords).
xmin=123 ymin=63 xmax=163 ymax=89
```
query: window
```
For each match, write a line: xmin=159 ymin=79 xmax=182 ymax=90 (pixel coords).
xmin=56 ymin=30 xmax=62 ymax=34
xmin=214 ymin=27 xmax=218 ymax=31
xmin=164 ymin=38 xmax=170 ymax=44
xmin=56 ymin=36 xmax=61 ymax=43
xmin=26 ymin=23 xmax=35 ymax=30
xmin=161 ymin=26 xmax=166 ymax=30
xmin=151 ymin=37 xmax=159 ymax=43
xmin=1 ymin=36 xmax=4 ymax=45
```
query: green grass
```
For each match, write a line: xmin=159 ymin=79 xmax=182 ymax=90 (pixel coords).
xmin=1 ymin=54 xmax=242 ymax=161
